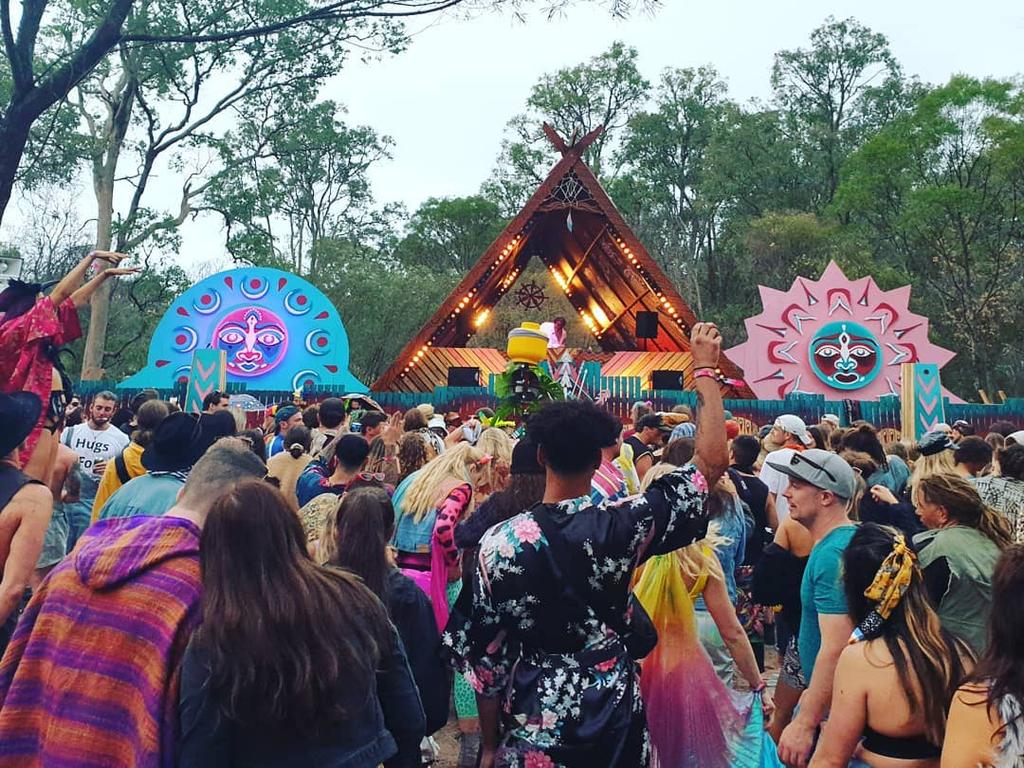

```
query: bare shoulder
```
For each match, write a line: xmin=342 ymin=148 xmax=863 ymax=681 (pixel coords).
xmin=953 ymin=681 xmax=992 ymax=709
xmin=836 ymin=642 xmax=873 ymax=681
xmin=57 ymin=443 xmax=78 ymax=467
xmin=15 ymin=482 xmax=53 ymax=507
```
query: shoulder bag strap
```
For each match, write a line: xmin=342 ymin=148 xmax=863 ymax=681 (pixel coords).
xmin=114 ymin=451 xmax=130 ymax=484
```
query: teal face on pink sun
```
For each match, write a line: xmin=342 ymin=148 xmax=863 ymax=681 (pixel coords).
xmin=725 ymin=261 xmax=955 ymax=400
xmin=809 ymin=321 xmax=882 ymax=390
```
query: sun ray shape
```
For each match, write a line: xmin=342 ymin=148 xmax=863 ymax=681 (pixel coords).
xmin=726 ymin=262 xmax=955 ymax=400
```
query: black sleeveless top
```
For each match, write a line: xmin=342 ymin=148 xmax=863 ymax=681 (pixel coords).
xmin=0 ymin=463 xmax=43 ymax=511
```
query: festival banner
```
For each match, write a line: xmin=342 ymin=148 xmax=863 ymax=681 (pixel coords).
xmin=900 ymin=362 xmax=946 ymax=441
xmin=184 ymin=349 xmax=227 ymax=414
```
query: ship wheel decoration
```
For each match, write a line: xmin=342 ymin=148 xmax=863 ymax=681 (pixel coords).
xmin=515 ymin=280 xmax=548 ymax=310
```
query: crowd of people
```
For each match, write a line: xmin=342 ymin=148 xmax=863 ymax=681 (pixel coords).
xmin=1 ymin=254 xmax=1024 ymax=768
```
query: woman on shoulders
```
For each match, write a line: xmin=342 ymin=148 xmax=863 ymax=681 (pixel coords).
xmin=179 ymin=481 xmax=424 ymax=768
xmin=811 ymin=523 xmax=973 ymax=768
xmin=943 ymin=545 xmax=1024 ymax=768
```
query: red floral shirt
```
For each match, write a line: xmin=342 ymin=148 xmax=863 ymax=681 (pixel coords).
xmin=0 ymin=296 xmax=83 ymax=464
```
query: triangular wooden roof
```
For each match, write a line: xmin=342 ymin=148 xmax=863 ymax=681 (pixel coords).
xmin=373 ymin=125 xmax=751 ymax=394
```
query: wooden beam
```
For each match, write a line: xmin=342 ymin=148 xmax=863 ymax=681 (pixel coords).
xmin=542 ymin=123 xmax=570 ymax=155
xmin=602 ymin=290 xmax=651 ymax=335
xmin=563 ymin=224 xmax=608 ymax=287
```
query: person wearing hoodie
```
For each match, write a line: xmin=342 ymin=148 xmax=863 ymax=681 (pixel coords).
xmin=94 ymin=410 xmax=236 ymax=522
xmin=0 ymin=441 xmax=266 ymax=768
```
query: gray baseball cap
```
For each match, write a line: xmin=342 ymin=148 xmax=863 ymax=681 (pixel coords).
xmin=766 ymin=448 xmax=857 ymax=500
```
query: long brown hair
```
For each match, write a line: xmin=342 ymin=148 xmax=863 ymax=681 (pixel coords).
xmin=916 ymin=473 xmax=1012 ymax=548
xmin=197 ymin=481 xmax=391 ymax=734
xmin=331 ymin=487 xmax=395 ymax=605
xmin=967 ymin=545 xmax=1024 ymax=737
xmin=843 ymin=523 xmax=974 ymax=745
xmin=396 ymin=431 xmax=430 ymax=482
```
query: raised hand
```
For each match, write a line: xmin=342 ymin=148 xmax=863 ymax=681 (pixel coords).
xmin=89 ymin=250 xmax=128 ymax=266
xmin=690 ymin=322 xmax=722 ymax=370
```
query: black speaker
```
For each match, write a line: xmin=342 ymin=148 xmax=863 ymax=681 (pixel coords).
xmin=651 ymin=370 xmax=684 ymax=390
xmin=447 ymin=367 xmax=481 ymax=387
xmin=636 ymin=311 xmax=659 ymax=339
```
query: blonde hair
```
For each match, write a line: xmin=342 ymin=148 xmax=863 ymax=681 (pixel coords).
xmin=910 ymin=449 xmax=956 ymax=494
xmin=403 ymin=442 xmax=485 ymax=522
xmin=641 ymin=462 xmax=728 ymax=583
xmin=477 ymin=427 xmax=513 ymax=471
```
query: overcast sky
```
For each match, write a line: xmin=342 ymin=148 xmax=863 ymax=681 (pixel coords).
xmin=326 ymin=0 xmax=1023 ymax=211
xmin=6 ymin=0 xmax=1024 ymax=270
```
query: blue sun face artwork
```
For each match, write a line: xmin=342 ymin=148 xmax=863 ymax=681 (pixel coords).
xmin=121 ymin=268 xmax=366 ymax=393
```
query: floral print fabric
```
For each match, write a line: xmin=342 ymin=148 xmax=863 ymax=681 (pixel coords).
xmin=0 ymin=296 xmax=81 ymax=464
xmin=443 ymin=464 xmax=710 ymax=767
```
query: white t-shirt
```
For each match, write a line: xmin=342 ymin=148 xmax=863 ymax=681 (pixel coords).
xmin=62 ymin=423 xmax=131 ymax=498
xmin=759 ymin=447 xmax=797 ymax=521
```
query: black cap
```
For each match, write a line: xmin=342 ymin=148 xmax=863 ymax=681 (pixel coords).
xmin=0 ymin=392 xmax=42 ymax=457
xmin=142 ymin=410 xmax=237 ymax=472
xmin=637 ymin=413 xmax=671 ymax=433
xmin=917 ymin=430 xmax=956 ymax=457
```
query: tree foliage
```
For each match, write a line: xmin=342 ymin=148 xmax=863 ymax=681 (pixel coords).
xmin=392 ymin=196 xmax=506 ymax=273
xmin=836 ymin=76 xmax=1024 ymax=393
xmin=483 ymin=41 xmax=649 ymax=214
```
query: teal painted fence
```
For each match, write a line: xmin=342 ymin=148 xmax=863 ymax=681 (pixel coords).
xmin=72 ymin=379 xmax=1024 ymax=432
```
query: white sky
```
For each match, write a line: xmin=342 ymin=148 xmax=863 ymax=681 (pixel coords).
xmin=5 ymin=0 xmax=1024 ymax=270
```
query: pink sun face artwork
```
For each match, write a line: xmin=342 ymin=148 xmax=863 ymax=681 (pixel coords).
xmin=212 ymin=306 xmax=289 ymax=377
xmin=726 ymin=261 xmax=956 ymax=400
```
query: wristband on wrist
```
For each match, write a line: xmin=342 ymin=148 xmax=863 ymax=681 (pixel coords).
xmin=693 ymin=367 xmax=744 ymax=388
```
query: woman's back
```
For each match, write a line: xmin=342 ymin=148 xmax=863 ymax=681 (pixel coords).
xmin=179 ymin=481 xmax=424 ymax=768
xmin=266 ymin=450 xmax=311 ymax=506
xmin=845 ymin=639 xmax=942 ymax=768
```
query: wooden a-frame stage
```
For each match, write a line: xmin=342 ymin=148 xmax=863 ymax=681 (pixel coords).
xmin=373 ymin=125 xmax=752 ymax=398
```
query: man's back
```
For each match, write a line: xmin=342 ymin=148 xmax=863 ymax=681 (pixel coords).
xmin=759 ymin=447 xmax=796 ymax=520
xmin=0 ymin=514 xmax=201 ymax=768
xmin=95 ymin=472 xmax=186 ymax=521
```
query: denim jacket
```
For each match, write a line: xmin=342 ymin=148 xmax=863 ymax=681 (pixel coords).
xmin=179 ymin=626 xmax=425 ymax=768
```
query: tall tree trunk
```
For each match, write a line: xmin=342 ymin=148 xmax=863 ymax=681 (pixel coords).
xmin=80 ymin=73 xmax=138 ymax=381
xmin=0 ymin=116 xmax=33 ymax=222
xmin=81 ymin=177 xmax=115 ymax=380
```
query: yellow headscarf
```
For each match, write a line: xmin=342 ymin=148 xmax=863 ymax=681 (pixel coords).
xmin=862 ymin=532 xmax=916 ymax=620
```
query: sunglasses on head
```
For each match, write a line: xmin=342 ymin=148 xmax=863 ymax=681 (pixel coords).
xmin=789 ymin=451 xmax=837 ymax=484
xmin=355 ymin=472 xmax=386 ymax=483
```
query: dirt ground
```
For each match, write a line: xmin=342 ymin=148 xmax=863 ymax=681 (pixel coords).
xmin=430 ymin=646 xmax=781 ymax=766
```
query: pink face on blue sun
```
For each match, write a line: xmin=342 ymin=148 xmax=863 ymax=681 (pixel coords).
xmin=212 ymin=307 xmax=289 ymax=377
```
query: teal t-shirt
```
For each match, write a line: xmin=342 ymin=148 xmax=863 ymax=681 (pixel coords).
xmin=798 ymin=524 xmax=857 ymax=682
xmin=96 ymin=473 xmax=185 ymax=521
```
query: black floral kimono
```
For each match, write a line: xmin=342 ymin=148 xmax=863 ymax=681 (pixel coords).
xmin=443 ymin=465 xmax=711 ymax=768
